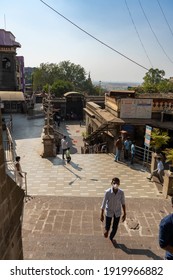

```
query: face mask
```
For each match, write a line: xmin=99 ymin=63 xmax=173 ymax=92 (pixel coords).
xmin=112 ymin=184 xmax=119 ymax=190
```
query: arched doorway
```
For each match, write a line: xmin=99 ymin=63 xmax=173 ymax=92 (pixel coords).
xmin=64 ymin=91 xmax=85 ymax=120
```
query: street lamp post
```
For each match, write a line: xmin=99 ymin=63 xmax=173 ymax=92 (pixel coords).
xmin=99 ymin=81 xmax=102 ymax=95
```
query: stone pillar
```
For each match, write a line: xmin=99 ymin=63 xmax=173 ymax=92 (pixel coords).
xmin=42 ymin=134 xmax=56 ymax=158
xmin=151 ymin=152 xmax=157 ymax=173
xmin=44 ymin=124 xmax=54 ymax=135
xmin=163 ymin=170 xmax=173 ymax=198
xmin=42 ymin=89 xmax=56 ymax=157
xmin=45 ymin=117 xmax=53 ymax=125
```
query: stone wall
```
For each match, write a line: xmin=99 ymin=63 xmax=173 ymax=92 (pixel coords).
xmin=0 ymin=111 xmax=24 ymax=259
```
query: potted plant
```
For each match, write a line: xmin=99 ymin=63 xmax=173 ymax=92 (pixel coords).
xmin=150 ymin=128 xmax=170 ymax=154
xmin=81 ymin=131 xmax=88 ymax=140
xmin=163 ymin=148 xmax=173 ymax=172
xmin=150 ymin=128 xmax=170 ymax=172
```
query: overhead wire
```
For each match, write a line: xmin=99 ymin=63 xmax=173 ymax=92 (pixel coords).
xmin=40 ymin=0 xmax=149 ymax=71
xmin=125 ymin=0 xmax=153 ymax=67
xmin=157 ymin=0 xmax=173 ymax=40
xmin=138 ymin=0 xmax=173 ymax=65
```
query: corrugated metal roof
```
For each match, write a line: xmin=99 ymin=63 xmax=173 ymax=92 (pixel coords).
xmin=0 ymin=91 xmax=25 ymax=101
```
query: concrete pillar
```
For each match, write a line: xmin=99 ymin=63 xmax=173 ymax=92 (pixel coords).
xmin=163 ymin=170 xmax=173 ymax=198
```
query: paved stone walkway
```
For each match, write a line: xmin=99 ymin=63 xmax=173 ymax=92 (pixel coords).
xmin=22 ymin=196 xmax=171 ymax=260
xmin=6 ymin=114 xmax=172 ymax=260
xmin=8 ymin=115 xmax=162 ymax=198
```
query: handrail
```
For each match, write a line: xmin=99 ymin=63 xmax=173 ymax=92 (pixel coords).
xmin=22 ymin=171 xmax=28 ymax=197
xmin=14 ymin=170 xmax=28 ymax=196
xmin=81 ymin=143 xmax=152 ymax=164
xmin=3 ymin=139 xmax=14 ymax=162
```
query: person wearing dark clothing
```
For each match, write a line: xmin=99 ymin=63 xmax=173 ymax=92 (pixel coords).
xmin=130 ymin=141 xmax=136 ymax=165
xmin=159 ymin=197 xmax=173 ymax=260
xmin=124 ymin=137 xmax=131 ymax=160
xmin=114 ymin=136 xmax=123 ymax=162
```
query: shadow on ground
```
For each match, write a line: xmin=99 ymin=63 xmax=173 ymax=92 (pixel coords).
xmin=112 ymin=243 xmax=162 ymax=260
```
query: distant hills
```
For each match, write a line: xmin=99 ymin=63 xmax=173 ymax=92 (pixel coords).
xmin=93 ymin=81 xmax=141 ymax=91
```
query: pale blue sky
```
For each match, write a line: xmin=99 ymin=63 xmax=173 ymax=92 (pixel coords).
xmin=1 ymin=0 xmax=173 ymax=83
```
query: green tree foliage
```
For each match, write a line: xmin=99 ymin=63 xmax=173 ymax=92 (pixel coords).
xmin=150 ymin=128 xmax=170 ymax=152
xmin=51 ymin=80 xmax=74 ymax=97
xmin=32 ymin=61 xmax=97 ymax=95
xmin=157 ymin=79 xmax=170 ymax=93
xmin=163 ymin=148 xmax=173 ymax=165
xmin=58 ymin=61 xmax=86 ymax=90
xmin=141 ymin=68 xmax=173 ymax=93
xmin=142 ymin=68 xmax=165 ymax=93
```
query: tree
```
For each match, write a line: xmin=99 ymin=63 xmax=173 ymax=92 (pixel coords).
xmin=51 ymin=80 xmax=74 ymax=97
xmin=163 ymin=148 xmax=173 ymax=166
xmin=56 ymin=61 xmax=87 ymax=91
xmin=32 ymin=64 xmax=50 ymax=91
xmin=157 ymin=79 xmax=171 ymax=93
xmin=142 ymin=68 xmax=165 ymax=93
xmin=32 ymin=61 xmax=96 ymax=93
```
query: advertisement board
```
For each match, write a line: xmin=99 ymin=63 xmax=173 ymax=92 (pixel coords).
xmin=120 ymin=99 xmax=152 ymax=118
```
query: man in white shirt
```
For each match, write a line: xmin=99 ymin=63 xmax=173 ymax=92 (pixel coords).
xmin=100 ymin=177 xmax=126 ymax=243
xmin=147 ymin=156 xmax=164 ymax=184
xmin=61 ymin=135 xmax=68 ymax=160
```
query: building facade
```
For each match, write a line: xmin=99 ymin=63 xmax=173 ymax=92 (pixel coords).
xmin=0 ymin=29 xmax=25 ymax=113
xmin=84 ymin=90 xmax=173 ymax=151
xmin=0 ymin=29 xmax=21 ymax=91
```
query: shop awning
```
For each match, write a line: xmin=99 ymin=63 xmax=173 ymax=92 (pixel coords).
xmin=0 ymin=91 xmax=25 ymax=101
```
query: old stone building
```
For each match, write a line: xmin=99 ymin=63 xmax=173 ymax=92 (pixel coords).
xmin=42 ymin=92 xmax=105 ymax=121
xmin=0 ymin=29 xmax=25 ymax=113
xmin=0 ymin=110 xmax=24 ymax=259
xmin=0 ymin=29 xmax=21 ymax=91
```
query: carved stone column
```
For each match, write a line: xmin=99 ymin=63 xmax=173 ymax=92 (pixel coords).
xmin=41 ymin=88 xmax=56 ymax=158
xmin=42 ymin=134 xmax=55 ymax=158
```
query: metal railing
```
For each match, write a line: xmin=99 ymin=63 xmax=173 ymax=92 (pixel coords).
xmin=13 ymin=170 xmax=28 ymax=196
xmin=81 ymin=142 xmax=108 ymax=154
xmin=21 ymin=171 xmax=28 ymax=197
xmin=5 ymin=162 xmax=28 ymax=197
xmin=135 ymin=145 xmax=152 ymax=165
xmin=81 ymin=143 xmax=152 ymax=165
xmin=3 ymin=139 xmax=14 ymax=162
xmin=2 ymin=115 xmax=29 ymax=199
xmin=3 ymin=120 xmax=14 ymax=162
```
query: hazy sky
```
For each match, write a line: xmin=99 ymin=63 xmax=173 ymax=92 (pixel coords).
xmin=1 ymin=0 xmax=173 ymax=83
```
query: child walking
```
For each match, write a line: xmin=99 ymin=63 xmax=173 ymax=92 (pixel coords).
xmin=66 ymin=147 xmax=71 ymax=163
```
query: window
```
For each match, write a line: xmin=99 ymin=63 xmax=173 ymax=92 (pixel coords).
xmin=2 ymin=57 xmax=11 ymax=70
